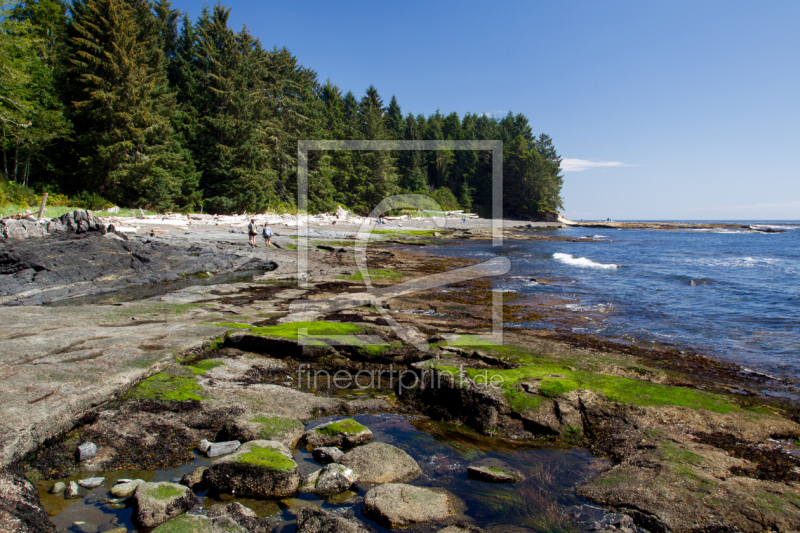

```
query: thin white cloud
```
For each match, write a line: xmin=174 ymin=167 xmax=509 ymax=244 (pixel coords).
xmin=561 ymin=158 xmax=634 ymax=172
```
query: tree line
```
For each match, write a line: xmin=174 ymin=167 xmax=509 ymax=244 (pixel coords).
xmin=1 ymin=0 xmax=564 ymax=217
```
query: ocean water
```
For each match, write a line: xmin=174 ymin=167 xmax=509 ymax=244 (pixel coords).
xmin=431 ymin=222 xmax=800 ymax=380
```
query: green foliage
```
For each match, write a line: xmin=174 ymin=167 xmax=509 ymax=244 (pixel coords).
xmin=72 ymin=190 xmax=110 ymax=210
xmin=235 ymin=445 xmax=295 ymax=472
xmin=125 ymin=371 xmax=203 ymax=401
xmin=145 ymin=483 xmax=185 ymax=500
xmin=1 ymin=1 xmax=564 ymax=217
xmin=315 ymin=418 xmax=367 ymax=435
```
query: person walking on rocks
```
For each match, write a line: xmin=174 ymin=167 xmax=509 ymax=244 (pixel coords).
xmin=248 ymin=219 xmax=257 ymax=247
xmin=262 ymin=222 xmax=272 ymax=248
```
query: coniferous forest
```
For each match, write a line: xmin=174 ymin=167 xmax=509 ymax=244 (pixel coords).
xmin=1 ymin=0 xmax=564 ymax=217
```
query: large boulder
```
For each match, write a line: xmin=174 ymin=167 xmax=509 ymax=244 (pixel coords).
xmin=223 ymin=413 xmax=304 ymax=448
xmin=340 ymin=442 xmax=421 ymax=484
xmin=303 ymin=418 xmax=372 ymax=449
xmin=363 ymin=483 xmax=458 ymax=528
xmin=132 ymin=481 xmax=197 ymax=528
xmin=296 ymin=507 xmax=372 ymax=533
xmin=300 ymin=464 xmax=358 ymax=497
xmin=206 ymin=440 xmax=301 ymax=499
xmin=0 ymin=468 xmax=56 ymax=533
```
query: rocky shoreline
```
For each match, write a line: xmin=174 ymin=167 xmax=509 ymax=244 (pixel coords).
xmin=2 ymin=214 xmax=800 ymax=533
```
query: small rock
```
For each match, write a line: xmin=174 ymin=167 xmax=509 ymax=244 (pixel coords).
xmin=110 ymin=479 xmax=143 ymax=498
xmin=312 ymin=446 xmax=345 ymax=465
xmin=205 ymin=440 xmax=242 ymax=457
xmin=77 ymin=442 xmax=97 ymax=461
xmin=78 ymin=477 xmax=105 ymax=489
xmin=340 ymin=442 xmax=421 ymax=484
xmin=303 ymin=418 xmax=372 ymax=449
xmin=297 ymin=507 xmax=372 ymax=533
xmin=300 ymin=464 xmax=358 ymax=497
xmin=198 ymin=439 xmax=212 ymax=453
xmin=208 ymin=502 xmax=271 ymax=533
xmin=179 ymin=466 xmax=207 ymax=492
xmin=132 ymin=481 xmax=197 ymax=528
xmin=467 ymin=466 xmax=521 ymax=483
xmin=64 ymin=481 xmax=81 ymax=499
xmin=363 ymin=483 xmax=458 ymax=528
xmin=50 ymin=481 xmax=66 ymax=494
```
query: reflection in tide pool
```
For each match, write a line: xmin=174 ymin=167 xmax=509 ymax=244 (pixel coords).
xmin=41 ymin=413 xmax=609 ymax=532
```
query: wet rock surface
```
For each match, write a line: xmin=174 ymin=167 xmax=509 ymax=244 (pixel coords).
xmin=0 ymin=468 xmax=56 ymax=533
xmin=0 ymin=231 xmax=276 ymax=306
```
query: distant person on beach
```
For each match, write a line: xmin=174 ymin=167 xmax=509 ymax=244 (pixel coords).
xmin=248 ymin=219 xmax=257 ymax=247
xmin=263 ymin=222 xmax=272 ymax=248
xmin=462 ymin=217 xmax=466 ymax=225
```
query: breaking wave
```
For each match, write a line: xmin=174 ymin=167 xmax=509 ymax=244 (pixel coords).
xmin=553 ymin=252 xmax=618 ymax=269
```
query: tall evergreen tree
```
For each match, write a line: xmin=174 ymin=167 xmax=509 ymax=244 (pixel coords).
xmin=65 ymin=0 xmax=197 ymax=209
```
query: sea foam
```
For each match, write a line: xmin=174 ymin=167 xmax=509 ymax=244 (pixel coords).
xmin=553 ymin=252 xmax=618 ymax=269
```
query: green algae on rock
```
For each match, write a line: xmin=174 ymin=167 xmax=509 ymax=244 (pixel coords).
xmin=206 ymin=440 xmax=301 ymax=498
xmin=303 ymin=418 xmax=373 ymax=449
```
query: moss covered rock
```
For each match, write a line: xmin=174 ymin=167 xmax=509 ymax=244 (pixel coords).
xmin=206 ymin=440 xmax=301 ymax=498
xmin=303 ymin=418 xmax=372 ymax=449
xmin=223 ymin=413 xmax=304 ymax=448
xmin=132 ymin=481 xmax=197 ymax=528
xmin=151 ymin=514 xmax=213 ymax=533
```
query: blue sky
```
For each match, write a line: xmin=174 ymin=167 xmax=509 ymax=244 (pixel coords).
xmin=170 ymin=0 xmax=799 ymax=220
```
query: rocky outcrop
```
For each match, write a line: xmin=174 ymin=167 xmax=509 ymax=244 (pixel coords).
xmin=222 ymin=412 xmax=304 ymax=448
xmin=208 ymin=502 xmax=271 ymax=533
xmin=300 ymin=464 xmax=358 ymax=496
xmin=296 ymin=507 xmax=372 ymax=533
xmin=0 ymin=230 xmax=276 ymax=306
xmin=302 ymin=418 xmax=372 ymax=449
xmin=206 ymin=440 xmax=301 ymax=499
xmin=0 ymin=468 xmax=56 ymax=533
xmin=340 ymin=442 xmax=421 ymax=484
xmin=363 ymin=483 xmax=458 ymax=528
xmin=132 ymin=481 xmax=197 ymax=528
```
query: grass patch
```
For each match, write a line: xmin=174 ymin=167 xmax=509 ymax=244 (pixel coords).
xmin=208 ymin=321 xmax=363 ymax=341
xmin=235 ymin=445 xmax=295 ymax=472
xmin=145 ymin=483 xmax=185 ymax=500
xmin=345 ymin=269 xmax=402 ymax=281
xmin=315 ymin=418 xmax=367 ymax=435
xmin=460 ymin=362 xmax=738 ymax=414
xmin=187 ymin=360 xmax=224 ymax=374
xmin=124 ymin=372 xmax=203 ymax=401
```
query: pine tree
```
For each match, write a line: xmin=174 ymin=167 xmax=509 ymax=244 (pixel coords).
xmin=66 ymin=0 xmax=197 ymax=209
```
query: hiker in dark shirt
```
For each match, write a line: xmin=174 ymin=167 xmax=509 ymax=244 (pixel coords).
xmin=248 ymin=219 xmax=257 ymax=247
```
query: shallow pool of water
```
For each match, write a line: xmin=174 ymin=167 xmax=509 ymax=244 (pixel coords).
xmin=40 ymin=413 xmax=609 ymax=533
